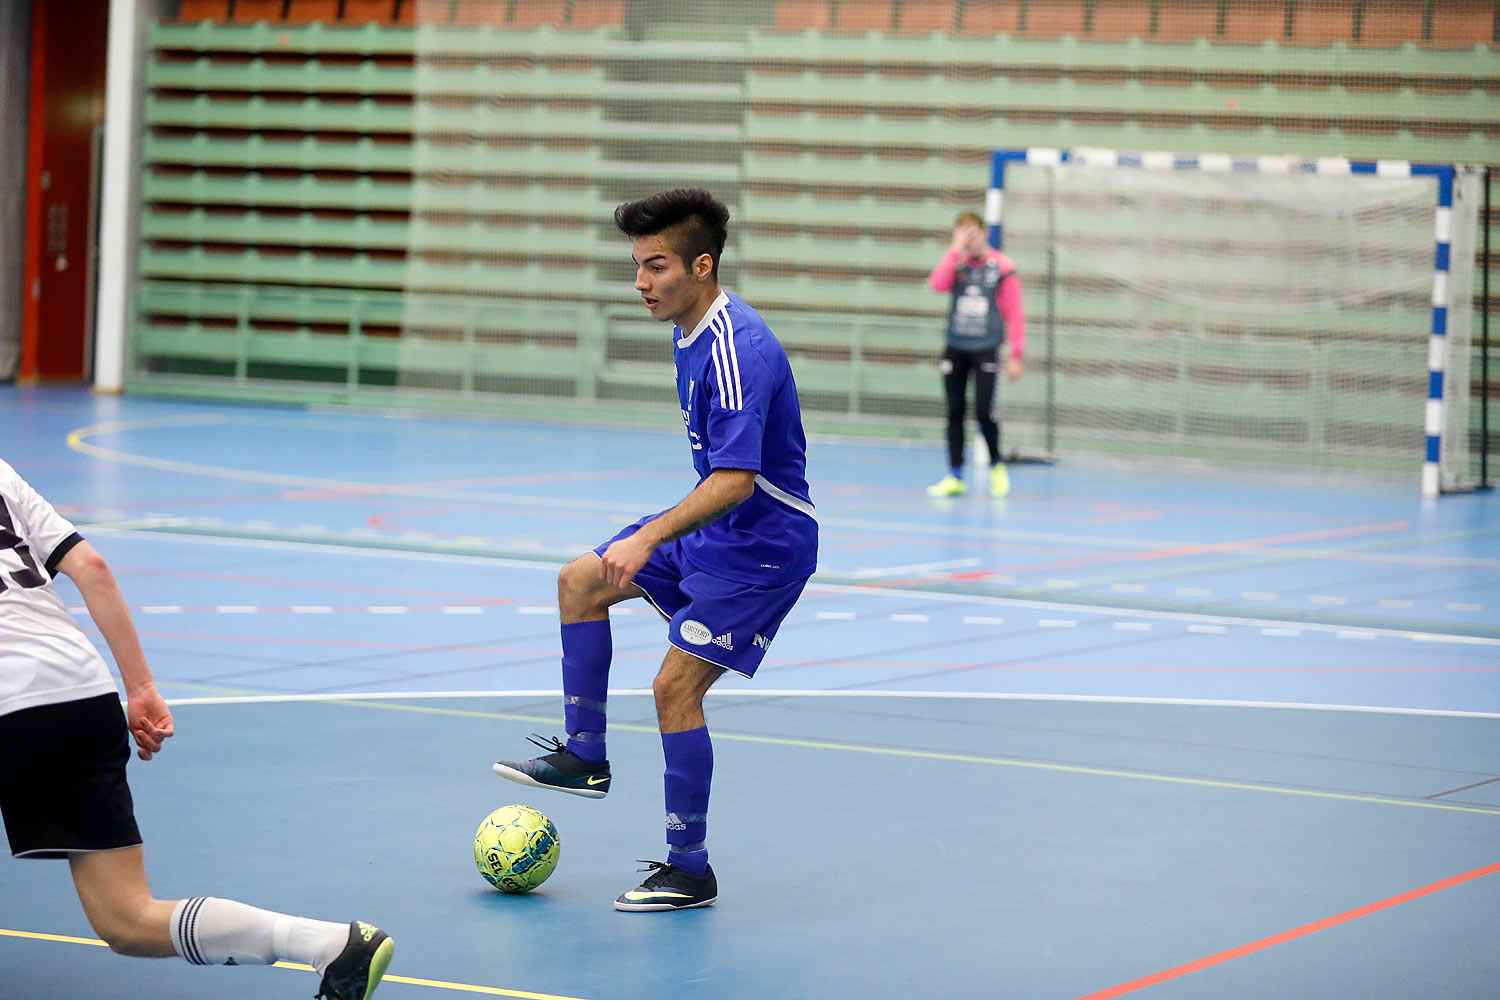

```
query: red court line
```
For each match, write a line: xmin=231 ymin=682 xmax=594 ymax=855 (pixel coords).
xmin=1075 ymin=861 xmax=1500 ymax=1000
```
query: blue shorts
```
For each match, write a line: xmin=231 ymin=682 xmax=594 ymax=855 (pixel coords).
xmin=593 ymin=518 xmax=809 ymax=679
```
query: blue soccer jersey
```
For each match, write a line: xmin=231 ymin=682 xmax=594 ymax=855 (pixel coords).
xmin=672 ymin=290 xmax=818 ymax=585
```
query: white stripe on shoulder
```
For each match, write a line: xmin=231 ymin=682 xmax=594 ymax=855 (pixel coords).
xmin=711 ymin=338 xmax=732 ymax=409
xmin=714 ymin=316 xmax=738 ymax=407
xmin=709 ymin=311 xmax=744 ymax=410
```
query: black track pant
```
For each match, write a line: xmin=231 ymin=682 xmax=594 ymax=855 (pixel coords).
xmin=941 ymin=346 xmax=1000 ymax=470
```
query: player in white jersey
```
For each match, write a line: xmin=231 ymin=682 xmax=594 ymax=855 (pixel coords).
xmin=494 ymin=188 xmax=818 ymax=910
xmin=0 ymin=460 xmax=392 ymax=999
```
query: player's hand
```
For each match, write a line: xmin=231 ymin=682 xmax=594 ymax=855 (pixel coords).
xmin=950 ymin=221 xmax=976 ymax=255
xmin=1007 ymin=356 xmax=1023 ymax=381
xmin=598 ymin=533 xmax=655 ymax=592
xmin=951 ymin=220 xmax=984 ymax=257
xmin=126 ymin=682 xmax=175 ymax=761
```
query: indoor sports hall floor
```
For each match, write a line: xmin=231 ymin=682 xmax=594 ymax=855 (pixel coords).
xmin=2 ymin=384 xmax=1496 ymax=1000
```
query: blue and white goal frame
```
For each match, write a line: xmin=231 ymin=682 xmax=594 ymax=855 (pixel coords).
xmin=988 ymin=147 xmax=1463 ymax=497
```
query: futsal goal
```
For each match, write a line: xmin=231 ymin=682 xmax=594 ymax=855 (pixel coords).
xmin=988 ymin=146 xmax=1486 ymax=496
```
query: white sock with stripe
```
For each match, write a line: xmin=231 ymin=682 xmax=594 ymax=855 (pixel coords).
xmin=169 ymin=897 xmax=348 ymax=975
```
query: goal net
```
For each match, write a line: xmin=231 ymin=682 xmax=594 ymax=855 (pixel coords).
xmin=993 ymin=147 xmax=1482 ymax=494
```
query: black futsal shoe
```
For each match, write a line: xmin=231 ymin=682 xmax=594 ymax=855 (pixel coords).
xmin=315 ymin=921 xmax=394 ymax=1000
xmin=614 ymin=861 xmax=718 ymax=911
xmin=492 ymin=734 xmax=611 ymax=798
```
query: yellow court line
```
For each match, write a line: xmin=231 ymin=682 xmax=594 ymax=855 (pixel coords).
xmin=327 ymin=698 xmax=1500 ymax=818
xmin=380 ymin=973 xmax=593 ymax=999
xmin=0 ymin=928 xmax=109 ymax=947
xmin=0 ymin=929 xmax=593 ymax=1000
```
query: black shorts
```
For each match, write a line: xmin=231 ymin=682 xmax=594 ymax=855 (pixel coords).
xmin=0 ymin=693 xmax=142 ymax=858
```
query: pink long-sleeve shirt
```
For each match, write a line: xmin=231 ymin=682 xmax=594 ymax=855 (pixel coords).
xmin=928 ymin=248 xmax=1026 ymax=360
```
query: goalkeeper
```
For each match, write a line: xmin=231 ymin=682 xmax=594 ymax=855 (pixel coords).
xmin=926 ymin=211 xmax=1026 ymax=498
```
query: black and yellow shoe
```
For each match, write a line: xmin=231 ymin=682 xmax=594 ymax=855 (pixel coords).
xmin=493 ymin=735 xmax=611 ymax=799
xmin=315 ymin=921 xmax=393 ymax=1000
xmin=614 ymin=861 xmax=717 ymax=912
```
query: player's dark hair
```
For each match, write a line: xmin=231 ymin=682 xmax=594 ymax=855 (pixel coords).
xmin=614 ymin=188 xmax=730 ymax=277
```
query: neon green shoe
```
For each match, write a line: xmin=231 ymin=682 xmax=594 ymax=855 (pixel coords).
xmin=926 ymin=474 xmax=966 ymax=497
xmin=316 ymin=922 xmax=394 ymax=1000
xmin=989 ymin=463 xmax=1010 ymax=498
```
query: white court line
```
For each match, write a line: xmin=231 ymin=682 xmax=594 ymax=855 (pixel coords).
xmin=77 ymin=522 xmax=574 ymax=569
xmin=151 ymin=688 xmax=1500 ymax=719
xmin=74 ymin=526 xmax=1500 ymax=648
xmin=850 ymin=558 xmax=980 ymax=579
xmin=805 ymin=583 xmax=1500 ymax=648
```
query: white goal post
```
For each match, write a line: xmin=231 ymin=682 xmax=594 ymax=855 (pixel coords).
xmin=988 ymin=146 xmax=1482 ymax=496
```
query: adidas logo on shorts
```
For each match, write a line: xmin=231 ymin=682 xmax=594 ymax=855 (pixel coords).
xmin=711 ymin=633 xmax=734 ymax=650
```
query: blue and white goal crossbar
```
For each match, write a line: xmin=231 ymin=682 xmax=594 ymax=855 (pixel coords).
xmin=988 ymin=147 xmax=1459 ymax=497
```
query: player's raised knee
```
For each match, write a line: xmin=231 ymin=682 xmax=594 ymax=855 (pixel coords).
xmin=557 ymin=557 xmax=598 ymax=611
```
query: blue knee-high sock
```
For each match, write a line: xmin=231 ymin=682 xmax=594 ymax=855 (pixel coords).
xmin=661 ymin=726 xmax=712 ymax=876
xmin=562 ymin=620 xmax=611 ymax=763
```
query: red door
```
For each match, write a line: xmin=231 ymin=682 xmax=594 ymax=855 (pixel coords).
xmin=21 ymin=0 xmax=109 ymax=382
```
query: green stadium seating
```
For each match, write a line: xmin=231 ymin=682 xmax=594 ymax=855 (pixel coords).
xmin=742 ymin=147 xmax=987 ymax=189
xmin=150 ymin=20 xmax=612 ymax=58
xmin=142 ymin=208 xmax=413 ymax=250
xmin=143 ymin=170 xmax=415 ymax=211
xmin=143 ymin=132 xmax=415 ymax=172
xmin=146 ymin=54 xmax=416 ymax=94
xmin=741 ymin=189 xmax=952 ymax=232
xmin=740 ymin=230 xmax=941 ymax=272
xmin=147 ymin=94 xmax=416 ymax=133
xmin=745 ymin=68 xmax=1500 ymax=127
xmin=132 ymin=15 xmax=1497 ymax=459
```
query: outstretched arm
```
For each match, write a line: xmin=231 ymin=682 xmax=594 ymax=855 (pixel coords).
xmin=598 ymin=468 xmax=757 ymax=590
xmin=57 ymin=541 xmax=174 ymax=760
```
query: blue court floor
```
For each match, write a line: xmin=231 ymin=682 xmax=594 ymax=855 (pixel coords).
xmin=1 ymin=384 xmax=1497 ymax=1000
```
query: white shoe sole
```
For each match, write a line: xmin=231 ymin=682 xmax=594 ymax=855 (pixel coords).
xmin=614 ymin=896 xmax=717 ymax=912
xmin=491 ymin=761 xmax=608 ymax=799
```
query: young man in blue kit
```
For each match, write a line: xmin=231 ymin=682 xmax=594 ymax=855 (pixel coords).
xmin=493 ymin=188 xmax=818 ymax=911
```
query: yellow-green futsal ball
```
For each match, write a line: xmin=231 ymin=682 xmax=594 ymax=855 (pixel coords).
xmin=474 ymin=804 xmax=560 ymax=893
